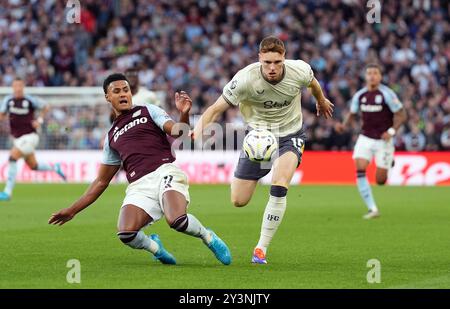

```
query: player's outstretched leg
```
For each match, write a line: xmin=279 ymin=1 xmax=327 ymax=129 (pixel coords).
xmin=118 ymin=205 xmax=176 ymax=265
xmin=0 ymin=158 xmax=18 ymax=201
xmin=24 ymin=154 xmax=67 ymax=181
xmin=356 ymin=170 xmax=379 ymax=219
xmin=164 ymin=190 xmax=231 ymax=265
xmin=253 ymin=185 xmax=287 ymax=264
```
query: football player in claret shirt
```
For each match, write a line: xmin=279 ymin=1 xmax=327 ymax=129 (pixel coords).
xmin=49 ymin=73 xmax=231 ymax=265
xmin=0 ymin=78 xmax=66 ymax=201
xmin=336 ymin=64 xmax=407 ymax=219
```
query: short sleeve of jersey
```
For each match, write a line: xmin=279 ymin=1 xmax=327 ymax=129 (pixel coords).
xmin=0 ymin=95 xmax=11 ymax=113
xmin=145 ymin=104 xmax=172 ymax=130
xmin=25 ymin=95 xmax=46 ymax=110
xmin=222 ymin=69 xmax=247 ymax=107
xmin=380 ymin=86 xmax=403 ymax=113
xmin=350 ymin=92 xmax=360 ymax=113
xmin=101 ymin=135 xmax=121 ymax=165
xmin=292 ymin=60 xmax=314 ymax=88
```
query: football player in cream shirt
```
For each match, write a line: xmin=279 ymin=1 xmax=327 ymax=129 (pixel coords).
xmin=194 ymin=36 xmax=334 ymax=264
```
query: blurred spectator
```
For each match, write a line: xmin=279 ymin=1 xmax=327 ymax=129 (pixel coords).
xmin=403 ymin=125 xmax=427 ymax=151
xmin=0 ymin=0 xmax=448 ymax=150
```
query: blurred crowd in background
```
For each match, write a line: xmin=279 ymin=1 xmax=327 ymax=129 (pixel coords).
xmin=0 ymin=0 xmax=449 ymax=151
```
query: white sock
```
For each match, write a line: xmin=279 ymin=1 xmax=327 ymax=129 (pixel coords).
xmin=127 ymin=231 xmax=159 ymax=254
xmin=37 ymin=162 xmax=54 ymax=171
xmin=4 ymin=160 xmax=18 ymax=196
xmin=256 ymin=194 xmax=287 ymax=255
xmin=183 ymin=214 xmax=212 ymax=244
xmin=356 ymin=171 xmax=378 ymax=212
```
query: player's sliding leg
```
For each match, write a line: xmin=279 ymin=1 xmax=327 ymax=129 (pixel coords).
xmin=0 ymin=148 xmax=23 ymax=201
xmin=230 ymin=178 xmax=258 ymax=207
xmin=117 ymin=204 xmax=176 ymax=264
xmin=355 ymin=158 xmax=379 ymax=219
xmin=24 ymin=154 xmax=66 ymax=181
xmin=253 ymin=151 xmax=298 ymax=264
xmin=163 ymin=190 xmax=231 ymax=265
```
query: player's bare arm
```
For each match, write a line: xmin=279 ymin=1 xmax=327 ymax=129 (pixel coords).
xmin=309 ymin=78 xmax=334 ymax=119
xmin=380 ymin=108 xmax=407 ymax=141
xmin=48 ymin=164 xmax=120 ymax=226
xmin=0 ymin=112 xmax=6 ymax=121
xmin=163 ymin=91 xmax=192 ymax=137
xmin=335 ymin=113 xmax=357 ymax=133
xmin=32 ymin=105 xmax=49 ymax=129
xmin=192 ymin=95 xmax=230 ymax=140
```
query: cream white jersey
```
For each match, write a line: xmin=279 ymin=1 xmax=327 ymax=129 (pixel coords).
xmin=222 ymin=59 xmax=314 ymax=137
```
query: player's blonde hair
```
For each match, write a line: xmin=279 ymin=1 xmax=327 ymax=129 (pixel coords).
xmin=259 ymin=36 xmax=286 ymax=54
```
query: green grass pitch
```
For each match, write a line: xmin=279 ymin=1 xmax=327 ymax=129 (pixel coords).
xmin=0 ymin=183 xmax=449 ymax=288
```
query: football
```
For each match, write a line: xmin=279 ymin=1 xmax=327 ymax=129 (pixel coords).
xmin=242 ymin=129 xmax=278 ymax=162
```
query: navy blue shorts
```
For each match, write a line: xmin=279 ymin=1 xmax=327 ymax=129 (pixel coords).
xmin=234 ymin=128 xmax=306 ymax=181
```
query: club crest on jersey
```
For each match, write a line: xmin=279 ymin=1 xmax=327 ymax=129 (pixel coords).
xmin=375 ymin=95 xmax=383 ymax=104
xmin=361 ymin=96 xmax=367 ymax=103
xmin=132 ymin=109 xmax=142 ymax=118
xmin=22 ymin=100 xmax=29 ymax=108
xmin=113 ymin=117 xmax=148 ymax=142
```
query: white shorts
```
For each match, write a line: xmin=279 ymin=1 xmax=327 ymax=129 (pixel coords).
xmin=121 ymin=163 xmax=190 ymax=223
xmin=353 ymin=134 xmax=395 ymax=169
xmin=13 ymin=132 xmax=39 ymax=156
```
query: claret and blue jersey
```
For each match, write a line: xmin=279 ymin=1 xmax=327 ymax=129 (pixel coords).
xmin=0 ymin=94 xmax=46 ymax=138
xmin=350 ymin=84 xmax=403 ymax=140
xmin=102 ymin=104 xmax=175 ymax=183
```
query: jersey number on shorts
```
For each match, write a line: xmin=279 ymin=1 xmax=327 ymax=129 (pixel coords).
xmin=291 ymin=138 xmax=305 ymax=154
xmin=163 ymin=175 xmax=173 ymax=189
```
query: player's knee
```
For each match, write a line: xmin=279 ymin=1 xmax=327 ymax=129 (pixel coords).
xmin=117 ymin=231 xmax=138 ymax=246
xmin=231 ymin=195 xmax=249 ymax=207
xmin=270 ymin=185 xmax=288 ymax=197
xmin=29 ymin=164 xmax=38 ymax=170
xmin=169 ymin=214 xmax=188 ymax=232
xmin=376 ymin=178 xmax=387 ymax=186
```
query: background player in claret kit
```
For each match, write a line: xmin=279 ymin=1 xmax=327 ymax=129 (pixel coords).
xmin=0 ymin=78 xmax=66 ymax=201
xmin=49 ymin=73 xmax=231 ymax=265
xmin=193 ymin=36 xmax=334 ymax=264
xmin=335 ymin=64 xmax=407 ymax=219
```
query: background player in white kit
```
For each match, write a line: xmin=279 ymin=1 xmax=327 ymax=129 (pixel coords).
xmin=0 ymin=78 xmax=66 ymax=201
xmin=125 ymin=67 xmax=163 ymax=108
xmin=194 ymin=36 xmax=334 ymax=264
xmin=336 ymin=64 xmax=407 ymax=219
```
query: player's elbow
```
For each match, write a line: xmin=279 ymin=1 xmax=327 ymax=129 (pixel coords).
xmin=95 ymin=179 xmax=110 ymax=191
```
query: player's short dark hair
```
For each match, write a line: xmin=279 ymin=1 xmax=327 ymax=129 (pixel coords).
xmin=365 ymin=63 xmax=383 ymax=74
xmin=103 ymin=73 xmax=130 ymax=94
xmin=259 ymin=36 xmax=286 ymax=54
